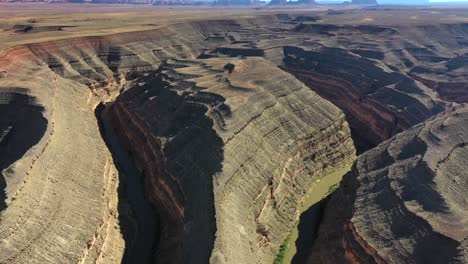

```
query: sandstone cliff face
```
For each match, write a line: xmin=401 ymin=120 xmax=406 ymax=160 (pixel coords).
xmin=0 ymin=51 xmax=124 ymax=264
xmin=110 ymin=57 xmax=356 ymax=263
xmin=309 ymin=106 xmax=468 ymax=264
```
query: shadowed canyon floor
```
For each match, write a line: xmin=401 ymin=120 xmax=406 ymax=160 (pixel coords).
xmin=0 ymin=4 xmax=467 ymax=264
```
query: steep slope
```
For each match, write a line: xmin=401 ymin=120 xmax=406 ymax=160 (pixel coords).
xmin=196 ymin=16 xmax=452 ymax=153
xmin=278 ymin=24 xmax=448 ymax=152
xmin=405 ymin=25 xmax=468 ymax=105
xmin=308 ymin=105 xmax=468 ymax=264
xmin=110 ymin=57 xmax=356 ymax=263
xmin=0 ymin=52 xmax=124 ymax=264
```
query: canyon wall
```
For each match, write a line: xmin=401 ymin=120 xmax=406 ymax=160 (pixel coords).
xmin=279 ymin=23 xmax=449 ymax=151
xmin=308 ymin=105 xmax=468 ymax=263
xmin=110 ymin=57 xmax=356 ymax=263
xmin=0 ymin=46 xmax=124 ymax=264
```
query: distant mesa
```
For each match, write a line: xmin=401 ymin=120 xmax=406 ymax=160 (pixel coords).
xmin=215 ymin=0 xmax=254 ymax=4
xmin=269 ymin=0 xmax=317 ymax=4
xmin=351 ymin=0 xmax=378 ymax=4
xmin=268 ymin=0 xmax=377 ymax=5
xmin=0 ymin=0 xmax=197 ymax=4
xmin=0 ymin=0 xmax=379 ymax=4
xmin=92 ymin=0 xmax=195 ymax=4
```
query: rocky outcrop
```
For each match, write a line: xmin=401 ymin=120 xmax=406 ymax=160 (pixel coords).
xmin=281 ymin=45 xmax=445 ymax=151
xmin=308 ymin=105 xmax=468 ymax=263
xmin=110 ymin=57 xmax=356 ymax=263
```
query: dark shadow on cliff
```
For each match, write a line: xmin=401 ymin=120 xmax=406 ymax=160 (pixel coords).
xmin=291 ymin=197 xmax=329 ymax=264
xmin=106 ymin=67 xmax=223 ymax=263
xmin=0 ymin=89 xmax=47 ymax=212
xmin=95 ymin=102 xmax=157 ymax=264
xmin=281 ymin=45 xmax=445 ymax=155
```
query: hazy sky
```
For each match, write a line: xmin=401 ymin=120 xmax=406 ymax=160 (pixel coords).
xmin=317 ymin=0 xmax=468 ymax=3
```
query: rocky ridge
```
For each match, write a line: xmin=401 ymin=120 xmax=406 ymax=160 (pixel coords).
xmin=110 ymin=57 xmax=356 ymax=263
xmin=308 ymin=105 xmax=468 ymax=263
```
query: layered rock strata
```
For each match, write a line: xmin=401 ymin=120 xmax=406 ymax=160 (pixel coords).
xmin=280 ymin=43 xmax=446 ymax=152
xmin=308 ymin=106 xmax=468 ymax=264
xmin=0 ymin=20 xmax=242 ymax=264
xmin=110 ymin=57 xmax=356 ymax=263
xmin=194 ymin=17 xmax=451 ymax=152
xmin=0 ymin=53 xmax=124 ymax=264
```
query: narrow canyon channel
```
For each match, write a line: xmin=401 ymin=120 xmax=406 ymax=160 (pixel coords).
xmin=281 ymin=163 xmax=354 ymax=264
xmin=96 ymin=102 xmax=157 ymax=264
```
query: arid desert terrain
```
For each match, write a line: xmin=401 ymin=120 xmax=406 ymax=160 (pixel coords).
xmin=0 ymin=4 xmax=467 ymax=264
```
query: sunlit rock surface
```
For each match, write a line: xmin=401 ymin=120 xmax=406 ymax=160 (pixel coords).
xmin=309 ymin=106 xmax=468 ymax=264
xmin=110 ymin=57 xmax=356 ymax=263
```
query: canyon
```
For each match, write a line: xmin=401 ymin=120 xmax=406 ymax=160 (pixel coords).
xmin=0 ymin=4 xmax=467 ymax=264
xmin=309 ymin=105 xmax=468 ymax=264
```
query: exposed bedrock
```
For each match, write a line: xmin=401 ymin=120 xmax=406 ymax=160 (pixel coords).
xmin=110 ymin=67 xmax=220 ymax=264
xmin=95 ymin=102 xmax=157 ymax=264
xmin=281 ymin=45 xmax=445 ymax=151
xmin=409 ymin=53 xmax=468 ymax=104
xmin=308 ymin=106 xmax=468 ymax=264
xmin=0 ymin=53 xmax=125 ymax=264
xmin=391 ymin=23 xmax=468 ymax=105
xmin=110 ymin=57 xmax=356 ymax=263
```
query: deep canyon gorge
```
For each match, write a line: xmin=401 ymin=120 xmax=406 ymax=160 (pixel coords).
xmin=0 ymin=5 xmax=467 ymax=264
